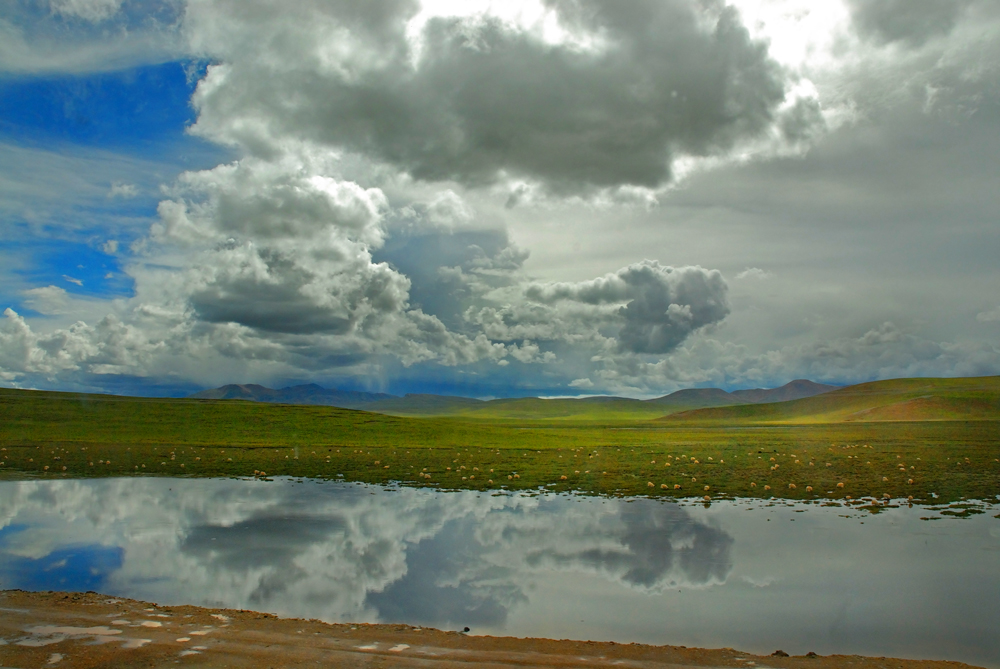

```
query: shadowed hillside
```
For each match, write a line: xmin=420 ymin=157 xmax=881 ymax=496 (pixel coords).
xmin=660 ymin=376 xmax=1000 ymax=424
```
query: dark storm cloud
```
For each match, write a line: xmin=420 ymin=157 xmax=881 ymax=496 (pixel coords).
xmin=616 ymin=264 xmax=729 ymax=354
xmin=847 ymin=0 xmax=973 ymax=46
xmin=525 ymin=261 xmax=730 ymax=354
xmin=190 ymin=0 xmax=792 ymax=192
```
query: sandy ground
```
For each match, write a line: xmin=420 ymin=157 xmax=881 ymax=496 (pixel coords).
xmin=0 ymin=590 xmax=984 ymax=669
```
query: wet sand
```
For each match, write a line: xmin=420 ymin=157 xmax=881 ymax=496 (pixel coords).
xmin=0 ymin=590 xmax=984 ymax=669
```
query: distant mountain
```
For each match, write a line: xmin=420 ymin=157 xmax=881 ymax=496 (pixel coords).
xmin=188 ymin=383 xmax=395 ymax=409
xmin=729 ymin=379 xmax=838 ymax=404
xmin=188 ymin=378 xmax=838 ymax=417
xmin=645 ymin=379 xmax=837 ymax=409
xmin=646 ymin=387 xmax=744 ymax=408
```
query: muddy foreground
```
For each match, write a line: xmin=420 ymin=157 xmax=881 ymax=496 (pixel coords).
xmin=0 ymin=590 xmax=984 ymax=669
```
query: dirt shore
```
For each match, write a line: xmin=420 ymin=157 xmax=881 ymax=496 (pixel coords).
xmin=0 ymin=590 xmax=984 ymax=669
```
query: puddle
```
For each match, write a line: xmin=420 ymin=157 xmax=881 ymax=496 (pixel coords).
xmin=16 ymin=625 xmax=123 ymax=648
xmin=28 ymin=626 xmax=121 ymax=637
xmin=0 ymin=477 xmax=997 ymax=667
xmin=120 ymin=638 xmax=151 ymax=649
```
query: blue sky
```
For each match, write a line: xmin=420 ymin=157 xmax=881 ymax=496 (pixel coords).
xmin=0 ymin=60 xmax=221 ymax=306
xmin=1 ymin=0 xmax=999 ymax=398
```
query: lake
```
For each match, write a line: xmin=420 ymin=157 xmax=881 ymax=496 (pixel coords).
xmin=1 ymin=477 xmax=997 ymax=667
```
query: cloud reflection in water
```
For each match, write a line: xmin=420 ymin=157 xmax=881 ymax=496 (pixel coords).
xmin=0 ymin=478 xmax=732 ymax=629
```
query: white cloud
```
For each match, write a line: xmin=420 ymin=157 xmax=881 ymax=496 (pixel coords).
xmin=976 ymin=307 xmax=1000 ymax=323
xmin=62 ymin=275 xmax=83 ymax=286
xmin=0 ymin=154 xmax=520 ymax=386
xmin=0 ymin=308 xmax=152 ymax=378
xmin=108 ymin=182 xmax=138 ymax=199
xmin=21 ymin=285 xmax=70 ymax=315
xmin=49 ymin=0 xmax=125 ymax=23
xmin=4 ymin=1 xmax=1000 ymax=396
xmin=735 ymin=267 xmax=772 ymax=280
xmin=569 ymin=377 xmax=594 ymax=389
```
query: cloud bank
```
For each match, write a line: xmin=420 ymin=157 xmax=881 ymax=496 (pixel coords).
xmin=2 ymin=0 xmax=999 ymax=396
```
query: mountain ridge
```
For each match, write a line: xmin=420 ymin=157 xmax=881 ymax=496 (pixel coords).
xmin=187 ymin=379 xmax=838 ymax=418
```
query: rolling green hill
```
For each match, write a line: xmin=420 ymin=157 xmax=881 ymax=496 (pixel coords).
xmin=660 ymin=376 xmax=1000 ymax=424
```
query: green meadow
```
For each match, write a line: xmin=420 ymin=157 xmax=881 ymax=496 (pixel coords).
xmin=1 ymin=377 xmax=998 ymax=507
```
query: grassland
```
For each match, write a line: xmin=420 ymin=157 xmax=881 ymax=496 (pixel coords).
xmin=1 ymin=381 xmax=998 ymax=506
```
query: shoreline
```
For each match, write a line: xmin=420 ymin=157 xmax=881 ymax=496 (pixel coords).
xmin=0 ymin=590 xmax=986 ymax=669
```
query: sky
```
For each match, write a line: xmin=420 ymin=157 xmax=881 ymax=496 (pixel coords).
xmin=1 ymin=0 xmax=999 ymax=398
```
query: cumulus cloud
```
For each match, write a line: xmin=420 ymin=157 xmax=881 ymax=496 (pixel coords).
xmin=5 ymin=1 xmax=999 ymax=396
xmin=0 ymin=308 xmax=154 ymax=379
xmin=21 ymin=286 xmax=71 ymax=315
xmin=519 ymin=261 xmax=729 ymax=354
xmin=155 ymin=158 xmax=389 ymax=247
xmin=735 ymin=267 xmax=771 ymax=280
xmin=149 ymin=158 xmax=404 ymax=335
xmin=184 ymin=0 xmax=809 ymax=194
xmin=0 ymin=154 xmax=522 ymax=386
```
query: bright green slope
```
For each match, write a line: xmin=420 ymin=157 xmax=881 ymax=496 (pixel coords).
xmin=661 ymin=376 xmax=1000 ymax=424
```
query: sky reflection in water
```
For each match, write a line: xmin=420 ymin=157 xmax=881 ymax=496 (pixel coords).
xmin=0 ymin=477 xmax=997 ymax=667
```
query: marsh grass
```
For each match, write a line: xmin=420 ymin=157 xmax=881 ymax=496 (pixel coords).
xmin=1 ymin=388 xmax=998 ymax=505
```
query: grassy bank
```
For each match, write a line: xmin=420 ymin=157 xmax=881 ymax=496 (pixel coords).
xmin=1 ymin=387 xmax=998 ymax=505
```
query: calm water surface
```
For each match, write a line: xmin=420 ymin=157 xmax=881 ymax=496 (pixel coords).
xmin=0 ymin=477 xmax=997 ymax=666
